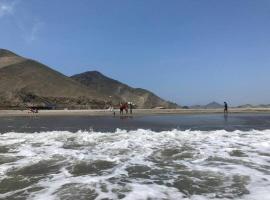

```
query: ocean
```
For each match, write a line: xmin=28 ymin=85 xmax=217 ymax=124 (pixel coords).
xmin=0 ymin=113 xmax=270 ymax=200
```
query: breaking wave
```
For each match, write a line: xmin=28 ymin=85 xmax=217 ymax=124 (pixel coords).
xmin=0 ymin=129 xmax=270 ymax=200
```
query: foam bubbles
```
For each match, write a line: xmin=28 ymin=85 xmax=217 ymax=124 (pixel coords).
xmin=0 ymin=129 xmax=269 ymax=199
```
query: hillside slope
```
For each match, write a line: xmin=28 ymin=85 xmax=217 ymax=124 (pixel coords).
xmin=0 ymin=49 xmax=178 ymax=109
xmin=71 ymin=71 xmax=178 ymax=108
xmin=0 ymin=49 xmax=106 ymax=108
xmin=190 ymin=101 xmax=224 ymax=109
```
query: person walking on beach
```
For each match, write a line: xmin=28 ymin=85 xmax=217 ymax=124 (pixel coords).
xmin=224 ymin=102 xmax=228 ymax=114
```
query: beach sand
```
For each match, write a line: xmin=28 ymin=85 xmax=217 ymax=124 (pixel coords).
xmin=1 ymin=108 xmax=270 ymax=117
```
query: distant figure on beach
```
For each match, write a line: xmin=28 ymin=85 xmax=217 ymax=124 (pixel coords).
xmin=120 ymin=103 xmax=123 ymax=115
xmin=125 ymin=102 xmax=128 ymax=114
xmin=129 ymin=102 xmax=133 ymax=114
xmin=28 ymin=107 xmax=38 ymax=114
xmin=224 ymin=102 xmax=228 ymax=114
xmin=109 ymin=106 xmax=115 ymax=117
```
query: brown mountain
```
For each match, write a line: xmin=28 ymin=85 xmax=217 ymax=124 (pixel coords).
xmin=71 ymin=71 xmax=178 ymax=108
xmin=0 ymin=49 xmax=178 ymax=109
xmin=0 ymin=49 xmax=106 ymax=109
xmin=190 ymin=101 xmax=223 ymax=109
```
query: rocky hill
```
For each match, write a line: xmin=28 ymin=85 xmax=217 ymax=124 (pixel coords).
xmin=0 ymin=49 xmax=109 ymax=109
xmin=0 ymin=49 xmax=178 ymax=109
xmin=71 ymin=71 xmax=178 ymax=108
xmin=190 ymin=101 xmax=224 ymax=109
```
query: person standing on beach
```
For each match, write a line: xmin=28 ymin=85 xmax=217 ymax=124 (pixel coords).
xmin=120 ymin=103 xmax=123 ymax=115
xmin=129 ymin=102 xmax=133 ymax=114
xmin=110 ymin=106 xmax=115 ymax=117
xmin=224 ymin=102 xmax=228 ymax=114
xmin=125 ymin=102 xmax=128 ymax=114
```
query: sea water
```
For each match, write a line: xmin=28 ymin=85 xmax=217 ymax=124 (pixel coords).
xmin=0 ymin=128 xmax=270 ymax=200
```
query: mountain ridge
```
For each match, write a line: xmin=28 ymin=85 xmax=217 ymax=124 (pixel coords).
xmin=71 ymin=71 xmax=178 ymax=108
xmin=189 ymin=101 xmax=224 ymax=109
xmin=0 ymin=49 xmax=178 ymax=109
xmin=0 ymin=49 xmax=111 ymax=108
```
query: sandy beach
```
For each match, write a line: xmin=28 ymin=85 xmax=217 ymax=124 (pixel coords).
xmin=1 ymin=108 xmax=270 ymax=117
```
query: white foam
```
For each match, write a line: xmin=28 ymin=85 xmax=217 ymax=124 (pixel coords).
xmin=0 ymin=129 xmax=269 ymax=199
xmin=123 ymin=183 xmax=184 ymax=200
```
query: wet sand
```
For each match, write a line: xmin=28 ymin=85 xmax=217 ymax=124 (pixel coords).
xmin=1 ymin=113 xmax=270 ymax=133
xmin=1 ymin=108 xmax=270 ymax=117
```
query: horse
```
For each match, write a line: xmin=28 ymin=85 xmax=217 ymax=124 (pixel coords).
xmin=120 ymin=103 xmax=128 ymax=115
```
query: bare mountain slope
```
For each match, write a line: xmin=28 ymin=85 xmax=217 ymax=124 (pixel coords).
xmin=0 ymin=49 xmax=178 ymax=109
xmin=0 ymin=49 xmax=106 ymax=108
xmin=0 ymin=49 xmax=25 ymax=69
xmin=190 ymin=101 xmax=224 ymax=109
xmin=71 ymin=71 xmax=178 ymax=108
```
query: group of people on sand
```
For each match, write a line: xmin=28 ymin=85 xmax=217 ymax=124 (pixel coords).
xmin=120 ymin=102 xmax=133 ymax=115
xmin=108 ymin=102 xmax=134 ymax=116
xmin=28 ymin=107 xmax=39 ymax=114
xmin=27 ymin=101 xmax=229 ymax=116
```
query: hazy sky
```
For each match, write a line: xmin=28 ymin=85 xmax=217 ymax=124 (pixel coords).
xmin=1 ymin=0 xmax=270 ymax=106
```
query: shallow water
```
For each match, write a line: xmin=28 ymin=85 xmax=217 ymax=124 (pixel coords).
xmin=0 ymin=129 xmax=270 ymax=200
xmin=1 ymin=113 xmax=270 ymax=133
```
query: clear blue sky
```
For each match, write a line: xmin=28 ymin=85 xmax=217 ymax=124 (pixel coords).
xmin=1 ymin=0 xmax=270 ymax=106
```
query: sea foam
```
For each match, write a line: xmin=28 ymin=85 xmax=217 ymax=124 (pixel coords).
xmin=0 ymin=129 xmax=269 ymax=200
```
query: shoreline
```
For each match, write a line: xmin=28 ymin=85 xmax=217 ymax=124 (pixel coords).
xmin=1 ymin=108 xmax=270 ymax=117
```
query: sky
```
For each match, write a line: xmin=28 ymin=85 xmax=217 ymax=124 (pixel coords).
xmin=0 ymin=0 xmax=270 ymax=106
